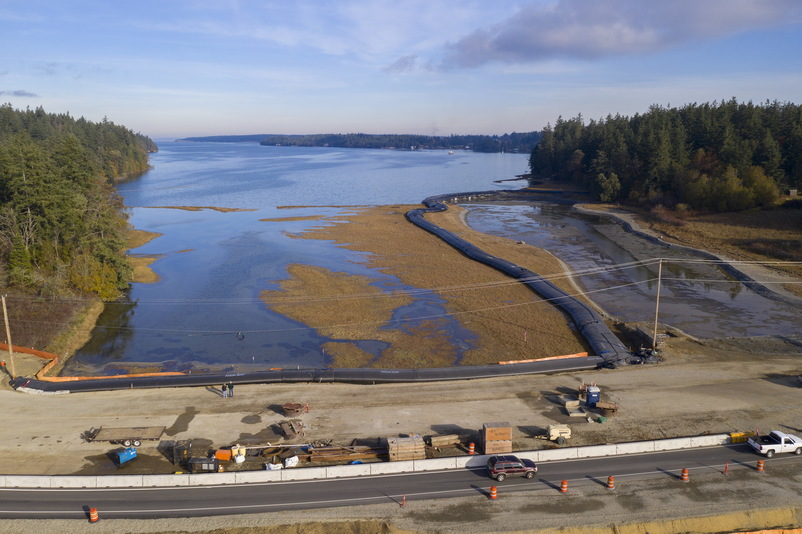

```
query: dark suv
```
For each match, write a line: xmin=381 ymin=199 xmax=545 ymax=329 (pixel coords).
xmin=486 ymin=455 xmax=538 ymax=481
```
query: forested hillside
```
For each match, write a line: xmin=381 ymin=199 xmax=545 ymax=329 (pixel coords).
xmin=0 ymin=104 xmax=157 ymax=300
xmin=529 ymin=99 xmax=802 ymax=211
xmin=253 ymin=132 xmax=540 ymax=153
xmin=182 ymin=132 xmax=541 ymax=153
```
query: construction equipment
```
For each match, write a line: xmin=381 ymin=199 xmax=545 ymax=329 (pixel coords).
xmin=113 ymin=447 xmax=138 ymax=466
xmin=533 ymin=424 xmax=571 ymax=445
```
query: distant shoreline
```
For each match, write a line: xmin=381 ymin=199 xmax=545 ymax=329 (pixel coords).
xmin=177 ymin=132 xmax=540 ymax=154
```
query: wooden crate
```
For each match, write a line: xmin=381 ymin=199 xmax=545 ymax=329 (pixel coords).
xmin=482 ymin=440 xmax=512 ymax=454
xmin=482 ymin=422 xmax=512 ymax=442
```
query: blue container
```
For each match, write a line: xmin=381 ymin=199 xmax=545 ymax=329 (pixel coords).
xmin=586 ymin=386 xmax=601 ymax=407
xmin=115 ymin=447 xmax=138 ymax=466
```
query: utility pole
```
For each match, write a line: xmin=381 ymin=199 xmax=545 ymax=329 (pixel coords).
xmin=651 ymin=259 xmax=663 ymax=351
xmin=2 ymin=295 xmax=16 ymax=379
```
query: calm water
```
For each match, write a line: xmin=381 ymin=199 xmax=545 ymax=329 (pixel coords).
xmin=65 ymin=142 xmax=801 ymax=374
xmin=64 ymin=142 xmax=527 ymax=374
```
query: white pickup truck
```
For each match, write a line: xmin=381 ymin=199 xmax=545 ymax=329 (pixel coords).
xmin=747 ymin=431 xmax=802 ymax=457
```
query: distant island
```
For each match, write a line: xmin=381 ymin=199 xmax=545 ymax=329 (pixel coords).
xmin=179 ymin=132 xmax=541 ymax=153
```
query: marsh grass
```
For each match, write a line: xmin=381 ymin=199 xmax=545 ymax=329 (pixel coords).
xmin=259 ymin=206 xmax=589 ymax=367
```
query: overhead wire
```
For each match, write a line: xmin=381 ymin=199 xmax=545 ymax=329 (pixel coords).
xmin=8 ymin=258 xmax=801 ymax=337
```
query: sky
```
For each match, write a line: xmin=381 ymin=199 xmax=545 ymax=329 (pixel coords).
xmin=2 ymin=0 xmax=802 ymax=138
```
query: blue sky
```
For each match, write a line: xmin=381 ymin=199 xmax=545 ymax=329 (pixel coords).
xmin=2 ymin=0 xmax=801 ymax=138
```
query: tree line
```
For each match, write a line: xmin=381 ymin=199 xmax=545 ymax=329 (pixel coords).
xmin=0 ymin=104 xmax=157 ymax=300
xmin=529 ymin=99 xmax=802 ymax=211
xmin=182 ymin=132 xmax=542 ymax=153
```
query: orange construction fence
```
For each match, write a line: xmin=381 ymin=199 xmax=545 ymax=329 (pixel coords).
xmin=0 ymin=342 xmax=185 ymax=382
xmin=498 ymin=352 xmax=588 ymax=365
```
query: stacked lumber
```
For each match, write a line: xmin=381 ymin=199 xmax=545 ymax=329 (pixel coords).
xmin=482 ymin=422 xmax=512 ymax=454
xmin=429 ymin=434 xmax=461 ymax=448
xmin=388 ymin=434 xmax=426 ymax=461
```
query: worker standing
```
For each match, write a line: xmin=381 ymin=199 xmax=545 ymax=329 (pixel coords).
xmin=229 ymin=382 xmax=235 ymax=398
xmin=222 ymin=383 xmax=228 ymax=398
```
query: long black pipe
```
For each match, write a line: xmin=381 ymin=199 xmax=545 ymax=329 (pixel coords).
xmin=12 ymin=356 xmax=603 ymax=393
xmin=407 ymin=191 xmax=632 ymax=366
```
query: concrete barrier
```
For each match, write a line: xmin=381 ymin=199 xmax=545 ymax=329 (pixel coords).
xmin=235 ymin=470 xmax=282 ymax=484
xmin=95 ymin=475 xmax=145 ymax=488
xmin=51 ymin=476 xmax=97 ymax=488
xmin=281 ymin=466 xmax=327 ymax=481
xmin=575 ymin=444 xmax=618 ymax=459
xmin=463 ymin=455 xmax=490 ymax=469
xmin=413 ymin=457 xmax=459 ymax=471
xmin=539 ymin=447 xmax=579 ymax=461
xmin=6 ymin=476 xmax=52 ymax=488
xmin=652 ymin=438 xmax=693 ymax=452
xmin=189 ymin=473 xmax=236 ymax=486
xmin=145 ymin=474 xmax=191 ymax=487
xmin=326 ymin=464 xmax=371 ymax=478
xmin=0 ymin=434 xmax=732 ymax=488
xmin=369 ymin=462 xmax=414 ymax=475
xmin=691 ymin=435 xmax=729 ymax=447
xmin=616 ymin=441 xmax=656 ymax=455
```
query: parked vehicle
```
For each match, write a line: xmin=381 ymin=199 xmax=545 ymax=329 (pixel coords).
xmin=486 ymin=454 xmax=537 ymax=481
xmin=747 ymin=431 xmax=802 ymax=458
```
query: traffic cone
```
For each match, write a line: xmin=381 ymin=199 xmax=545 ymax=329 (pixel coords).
xmin=724 ymin=461 xmax=729 ymax=475
xmin=401 ymin=495 xmax=406 ymax=508
xmin=560 ymin=480 xmax=568 ymax=493
xmin=88 ymin=508 xmax=99 ymax=523
xmin=756 ymin=459 xmax=765 ymax=472
xmin=606 ymin=475 xmax=615 ymax=490
xmin=468 ymin=442 xmax=475 ymax=455
xmin=489 ymin=486 xmax=498 ymax=500
xmin=680 ymin=468 xmax=689 ymax=482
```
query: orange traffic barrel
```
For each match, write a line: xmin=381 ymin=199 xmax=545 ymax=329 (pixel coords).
xmin=606 ymin=475 xmax=615 ymax=490
xmin=757 ymin=459 xmax=765 ymax=472
xmin=489 ymin=486 xmax=498 ymax=500
xmin=560 ymin=480 xmax=568 ymax=493
xmin=680 ymin=468 xmax=689 ymax=482
xmin=468 ymin=442 xmax=475 ymax=455
xmin=88 ymin=508 xmax=99 ymax=523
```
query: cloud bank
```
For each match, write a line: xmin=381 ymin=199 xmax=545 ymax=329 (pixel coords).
xmin=441 ymin=0 xmax=802 ymax=68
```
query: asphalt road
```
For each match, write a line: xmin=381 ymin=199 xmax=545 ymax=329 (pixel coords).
xmin=1 ymin=443 xmax=797 ymax=520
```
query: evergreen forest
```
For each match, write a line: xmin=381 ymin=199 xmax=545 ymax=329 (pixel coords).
xmin=0 ymin=104 xmax=157 ymax=301
xmin=529 ymin=99 xmax=802 ymax=211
